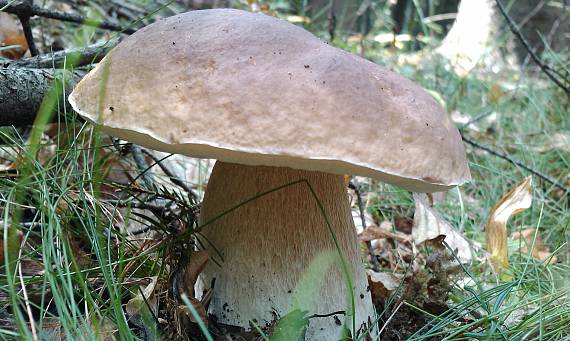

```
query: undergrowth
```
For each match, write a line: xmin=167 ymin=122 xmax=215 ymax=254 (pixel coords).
xmin=0 ymin=0 xmax=568 ymax=340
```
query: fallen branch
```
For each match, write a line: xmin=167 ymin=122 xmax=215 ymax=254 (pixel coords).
xmin=0 ymin=68 xmax=80 ymax=126
xmin=16 ymin=3 xmax=39 ymax=57
xmin=495 ymin=0 xmax=570 ymax=95
xmin=461 ymin=133 xmax=569 ymax=195
xmin=2 ymin=40 xmax=117 ymax=69
xmin=0 ymin=0 xmax=138 ymax=34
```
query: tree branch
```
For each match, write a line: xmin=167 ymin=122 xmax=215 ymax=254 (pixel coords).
xmin=0 ymin=0 xmax=138 ymax=34
xmin=495 ymin=0 xmax=570 ymax=95
xmin=0 ymin=68 xmax=81 ymax=126
xmin=2 ymin=40 xmax=117 ymax=69
xmin=16 ymin=3 xmax=39 ymax=56
xmin=460 ymin=132 xmax=569 ymax=195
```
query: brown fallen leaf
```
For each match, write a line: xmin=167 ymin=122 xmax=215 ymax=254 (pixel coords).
xmin=367 ymin=270 xmax=400 ymax=303
xmin=126 ymin=276 xmax=159 ymax=317
xmin=125 ymin=276 xmax=160 ymax=338
xmin=485 ymin=177 xmax=532 ymax=272
xmin=183 ymin=250 xmax=209 ymax=297
xmin=358 ymin=225 xmax=410 ymax=243
xmin=412 ymin=194 xmax=473 ymax=263
xmin=0 ymin=33 xmax=28 ymax=59
xmin=512 ymin=228 xmax=557 ymax=264
xmin=179 ymin=296 xmax=209 ymax=324
xmin=0 ymin=13 xmax=28 ymax=60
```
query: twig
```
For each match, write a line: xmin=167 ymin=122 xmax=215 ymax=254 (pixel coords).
xmin=130 ymin=144 xmax=154 ymax=189
xmin=495 ymin=0 xmax=570 ymax=95
xmin=308 ymin=310 xmax=345 ymax=319
xmin=3 ymin=40 xmax=118 ymax=69
xmin=16 ymin=5 xmax=39 ymax=56
xmin=327 ymin=1 xmax=336 ymax=42
xmin=348 ymin=180 xmax=381 ymax=272
xmin=0 ymin=0 xmax=138 ymax=34
xmin=460 ymin=132 xmax=569 ymax=195
xmin=378 ymin=300 xmax=404 ymax=337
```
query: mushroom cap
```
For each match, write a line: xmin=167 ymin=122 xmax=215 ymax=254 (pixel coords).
xmin=69 ymin=9 xmax=470 ymax=192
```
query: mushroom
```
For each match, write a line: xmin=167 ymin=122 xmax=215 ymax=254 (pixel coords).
xmin=69 ymin=9 xmax=470 ymax=340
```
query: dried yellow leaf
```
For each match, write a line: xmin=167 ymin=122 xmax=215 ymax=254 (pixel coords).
xmin=183 ymin=250 xmax=209 ymax=297
xmin=485 ymin=177 xmax=532 ymax=272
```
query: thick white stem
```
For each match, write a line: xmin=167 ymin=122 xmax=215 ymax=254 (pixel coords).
xmin=197 ymin=161 xmax=375 ymax=340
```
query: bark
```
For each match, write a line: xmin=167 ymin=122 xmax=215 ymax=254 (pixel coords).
xmin=0 ymin=68 xmax=80 ymax=126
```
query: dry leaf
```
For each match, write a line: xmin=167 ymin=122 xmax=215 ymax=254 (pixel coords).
xmin=512 ymin=228 xmax=557 ymax=264
xmin=367 ymin=270 xmax=400 ymax=302
xmin=412 ymin=193 xmax=473 ymax=262
xmin=450 ymin=111 xmax=473 ymax=126
xmin=42 ymin=316 xmax=116 ymax=340
xmin=66 ymin=232 xmax=92 ymax=269
xmin=358 ymin=225 xmax=410 ymax=243
xmin=485 ymin=177 xmax=532 ymax=272
xmin=0 ymin=13 xmax=28 ymax=60
xmin=125 ymin=276 xmax=160 ymax=339
xmin=183 ymin=250 xmax=209 ymax=297
xmin=179 ymin=297 xmax=208 ymax=324
xmin=126 ymin=276 xmax=159 ymax=317
xmin=0 ymin=33 xmax=28 ymax=59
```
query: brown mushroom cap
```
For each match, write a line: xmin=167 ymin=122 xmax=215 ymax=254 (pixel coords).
xmin=69 ymin=9 xmax=470 ymax=192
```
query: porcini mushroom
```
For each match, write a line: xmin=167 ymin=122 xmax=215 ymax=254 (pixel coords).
xmin=69 ymin=9 xmax=470 ymax=340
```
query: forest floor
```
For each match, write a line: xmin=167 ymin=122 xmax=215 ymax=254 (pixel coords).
xmin=0 ymin=1 xmax=568 ymax=340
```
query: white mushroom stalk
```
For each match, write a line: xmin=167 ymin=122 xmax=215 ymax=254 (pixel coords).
xmin=197 ymin=162 xmax=374 ymax=339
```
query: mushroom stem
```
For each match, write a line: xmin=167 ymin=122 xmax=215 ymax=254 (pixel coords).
xmin=197 ymin=161 xmax=375 ymax=340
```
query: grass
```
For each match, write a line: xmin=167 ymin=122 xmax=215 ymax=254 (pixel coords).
xmin=1 ymin=0 xmax=569 ymax=340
